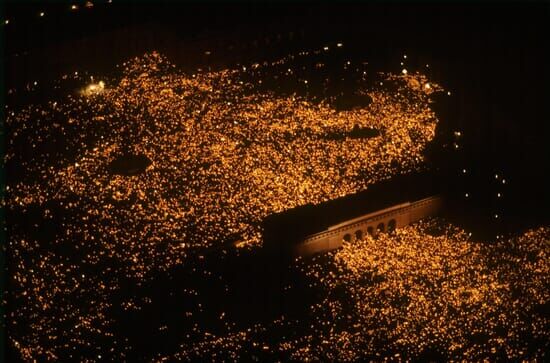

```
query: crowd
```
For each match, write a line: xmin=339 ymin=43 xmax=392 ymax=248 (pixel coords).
xmin=164 ymin=221 xmax=549 ymax=361
xmin=5 ymin=49 xmax=452 ymax=360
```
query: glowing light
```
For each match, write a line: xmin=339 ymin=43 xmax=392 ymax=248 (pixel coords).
xmin=494 ymin=214 xmax=499 ymax=219
xmin=81 ymin=81 xmax=106 ymax=96
xmin=447 ymin=91 xmax=452 ymax=96
xmin=424 ymin=83 xmax=431 ymax=89
xmin=323 ymin=46 xmax=329 ymax=51
xmin=6 ymin=52 xmax=548 ymax=361
xmin=462 ymin=169 xmax=467 ymax=174
xmin=454 ymin=131 xmax=462 ymax=137
xmin=495 ymin=174 xmax=499 ymax=179
xmin=497 ymin=193 xmax=501 ymax=198
xmin=425 ymin=64 xmax=430 ymax=68
xmin=502 ymin=179 xmax=506 ymax=184
xmin=39 ymin=12 xmax=45 ymax=17
xmin=403 ymin=54 xmax=407 ymax=59
xmin=71 ymin=4 xmax=78 ymax=10
xmin=85 ymin=1 xmax=94 ymax=8
xmin=204 ymin=51 xmax=211 ymax=55
xmin=336 ymin=43 xmax=343 ymax=47
xmin=5 ymin=19 xmax=9 ymax=25
xmin=402 ymin=69 xmax=408 ymax=75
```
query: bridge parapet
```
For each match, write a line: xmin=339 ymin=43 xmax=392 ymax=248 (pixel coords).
xmin=294 ymin=195 xmax=444 ymax=256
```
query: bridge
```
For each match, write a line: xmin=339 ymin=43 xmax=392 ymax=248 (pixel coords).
xmin=294 ymin=195 xmax=444 ymax=256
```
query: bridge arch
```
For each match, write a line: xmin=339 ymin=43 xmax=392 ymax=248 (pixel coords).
xmin=387 ymin=219 xmax=396 ymax=232
xmin=293 ymin=195 xmax=444 ymax=256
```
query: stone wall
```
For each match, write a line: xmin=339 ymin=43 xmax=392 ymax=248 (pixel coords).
xmin=294 ymin=195 xmax=444 ymax=256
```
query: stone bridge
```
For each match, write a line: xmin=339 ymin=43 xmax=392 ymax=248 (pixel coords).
xmin=294 ymin=195 xmax=444 ymax=256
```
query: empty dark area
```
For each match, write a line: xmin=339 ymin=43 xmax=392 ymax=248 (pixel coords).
xmin=107 ymin=247 xmax=318 ymax=362
xmin=109 ymin=154 xmax=151 ymax=176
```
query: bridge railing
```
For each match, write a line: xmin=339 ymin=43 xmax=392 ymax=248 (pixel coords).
xmin=300 ymin=195 xmax=443 ymax=246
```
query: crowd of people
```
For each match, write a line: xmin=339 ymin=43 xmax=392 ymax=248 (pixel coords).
xmin=163 ymin=221 xmax=549 ymax=361
xmin=6 ymin=47 xmax=525 ymax=361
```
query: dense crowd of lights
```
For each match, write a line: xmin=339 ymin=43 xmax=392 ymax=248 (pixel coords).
xmin=5 ymin=50 xmax=547 ymax=361
xmin=161 ymin=221 xmax=549 ymax=361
